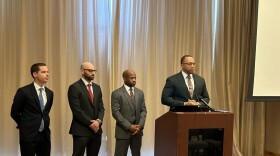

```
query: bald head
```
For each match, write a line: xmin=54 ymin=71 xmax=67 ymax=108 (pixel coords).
xmin=80 ymin=62 xmax=96 ymax=82
xmin=122 ymin=69 xmax=136 ymax=87
xmin=122 ymin=69 xmax=135 ymax=78
xmin=80 ymin=62 xmax=94 ymax=70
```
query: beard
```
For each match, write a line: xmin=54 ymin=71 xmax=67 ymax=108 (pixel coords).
xmin=83 ymin=74 xmax=94 ymax=81
xmin=127 ymin=82 xmax=136 ymax=87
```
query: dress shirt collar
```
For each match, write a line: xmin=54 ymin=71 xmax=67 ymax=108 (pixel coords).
xmin=81 ymin=77 xmax=92 ymax=86
xmin=181 ymin=71 xmax=193 ymax=79
xmin=34 ymin=82 xmax=45 ymax=91
xmin=124 ymin=84 xmax=134 ymax=92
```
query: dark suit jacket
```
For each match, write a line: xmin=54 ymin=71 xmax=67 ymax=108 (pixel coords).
xmin=161 ymin=72 xmax=210 ymax=106
xmin=11 ymin=83 xmax=54 ymax=142
xmin=68 ymin=79 xmax=105 ymax=136
xmin=111 ymin=86 xmax=147 ymax=139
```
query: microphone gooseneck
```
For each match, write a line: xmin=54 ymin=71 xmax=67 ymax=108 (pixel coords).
xmin=197 ymin=96 xmax=215 ymax=112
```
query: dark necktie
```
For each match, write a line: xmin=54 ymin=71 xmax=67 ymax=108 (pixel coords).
xmin=187 ymin=75 xmax=193 ymax=98
xmin=39 ymin=88 xmax=44 ymax=132
xmin=87 ymin=84 xmax=94 ymax=105
xmin=129 ymin=87 xmax=135 ymax=99
xmin=129 ymin=87 xmax=136 ymax=114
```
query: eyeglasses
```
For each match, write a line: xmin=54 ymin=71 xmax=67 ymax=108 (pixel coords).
xmin=83 ymin=69 xmax=97 ymax=73
xmin=182 ymin=62 xmax=196 ymax=66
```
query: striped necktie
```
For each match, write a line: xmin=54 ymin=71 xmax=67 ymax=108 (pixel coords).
xmin=187 ymin=75 xmax=193 ymax=98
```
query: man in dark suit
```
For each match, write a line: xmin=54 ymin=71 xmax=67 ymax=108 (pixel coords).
xmin=11 ymin=63 xmax=54 ymax=156
xmin=68 ymin=62 xmax=105 ymax=156
xmin=161 ymin=55 xmax=210 ymax=107
xmin=111 ymin=69 xmax=147 ymax=156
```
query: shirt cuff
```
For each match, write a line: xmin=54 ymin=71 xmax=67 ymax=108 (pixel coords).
xmin=96 ymin=119 xmax=102 ymax=125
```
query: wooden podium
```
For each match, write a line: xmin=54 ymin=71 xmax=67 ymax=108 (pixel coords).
xmin=154 ymin=112 xmax=234 ymax=156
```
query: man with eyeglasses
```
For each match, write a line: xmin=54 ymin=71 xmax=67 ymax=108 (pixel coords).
xmin=161 ymin=55 xmax=210 ymax=108
xmin=67 ymin=62 xmax=105 ymax=156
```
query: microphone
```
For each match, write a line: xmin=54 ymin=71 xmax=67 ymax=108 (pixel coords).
xmin=197 ymin=96 xmax=215 ymax=112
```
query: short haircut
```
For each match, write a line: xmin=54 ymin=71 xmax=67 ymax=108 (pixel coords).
xmin=180 ymin=55 xmax=193 ymax=64
xmin=30 ymin=63 xmax=47 ymax=78
xmin=122 ymin=70 xmax=129 ymax=78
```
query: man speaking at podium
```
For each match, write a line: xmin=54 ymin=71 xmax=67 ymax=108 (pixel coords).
xmin=161 ymin=55 xmax=210 ymax=108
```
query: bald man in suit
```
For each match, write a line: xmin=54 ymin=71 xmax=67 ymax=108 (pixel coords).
xmin=111 ymin=69 xmax=147 ymax=156
xmin=68 ymin=62 xmax=105 ymax=156
xmin=11 ymin=63 xmax=54 ymax=156
xmin=161 ymin=55 xmax=210 ymax=107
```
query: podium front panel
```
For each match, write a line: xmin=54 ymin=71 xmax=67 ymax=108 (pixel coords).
xmin=155 ymin=112 xmax=234 ymax=156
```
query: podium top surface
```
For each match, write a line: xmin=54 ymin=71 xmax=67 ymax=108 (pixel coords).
xmin=156 ymin=111 xmax=234 ymax=121
xmin=173 ymin=111 xmax=233 ymax=115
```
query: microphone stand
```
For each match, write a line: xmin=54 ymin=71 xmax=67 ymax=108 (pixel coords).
xmin=198 ymin=97 xmax=216 ymax=112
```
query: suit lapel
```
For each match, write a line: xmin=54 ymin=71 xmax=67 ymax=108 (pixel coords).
xmin=29 ymin=83 xmax=42 ymax=111
xmin=134 ymin=88 xmax=141 ymax=113
xmin=192 ymin=74 xmax=198 ymax=98
xmin=44 ymin=87 xmax=52 ymax=110
xmin=92 ymin=83 xmax=97 ymax=103
xmin=121 ymin=86 xmax=136 ymax=111
xmin=177 ymin=73 xmax=190 ymax=97
xmin=78 ymin=79 xmax=93 ymax=105
xmin=178 ymin=72 xmax=189 ymax=94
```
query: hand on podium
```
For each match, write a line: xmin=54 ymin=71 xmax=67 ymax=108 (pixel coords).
xmin=184 ymin=99 xmax=200 ymax=106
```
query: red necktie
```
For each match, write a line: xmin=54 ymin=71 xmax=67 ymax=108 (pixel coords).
xmin=87 ymin=84 xmax=94 ymax=105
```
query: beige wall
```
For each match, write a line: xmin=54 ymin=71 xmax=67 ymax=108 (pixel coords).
xmin=266 ymin=102 xmax=280 ymax=154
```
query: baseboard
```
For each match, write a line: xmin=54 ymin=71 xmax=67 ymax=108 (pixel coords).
xmin=265 ymin=150 xmax=280 ymax=156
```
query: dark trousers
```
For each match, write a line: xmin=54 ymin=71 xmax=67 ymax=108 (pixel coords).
xmin=20 ymin=131 xmax=51 ymax=156
xmin=72 ymin=134 xmax=101 ymax=156
xmin=114 ymin=134 xmax=142 ymax=156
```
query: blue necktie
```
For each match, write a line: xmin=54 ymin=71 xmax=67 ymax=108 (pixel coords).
xmin=39 ymin=88 xmax=44 ymax=132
